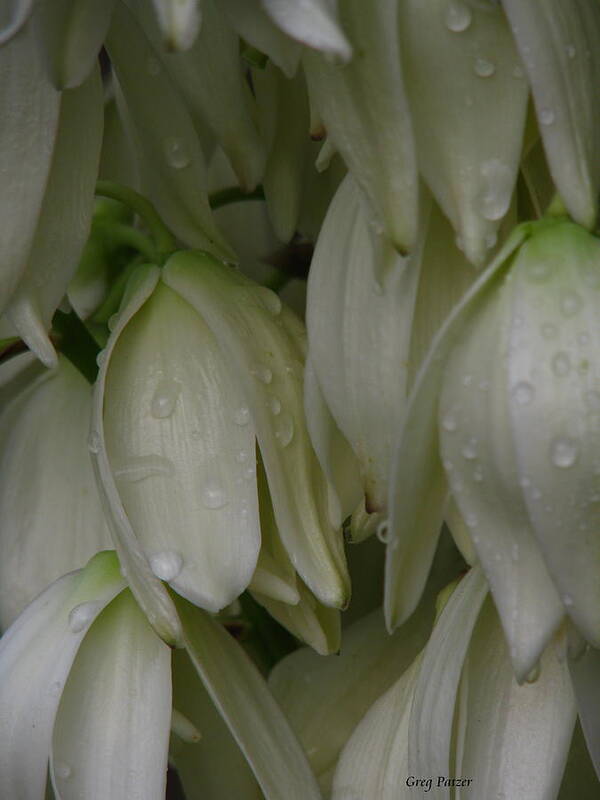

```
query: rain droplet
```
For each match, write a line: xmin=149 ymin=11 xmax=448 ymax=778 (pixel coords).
xmin=256 ymin=287 xmax=282 ymax=315
xmin=525 ymin=663 xmax=541 ymax=683
xmin=550 ymin=436 xmax=579 ymax=469
xmin=551 ymin=351 xmax=571 ymax=377
xmin=68 ymin=602 xmax=98 ymax=633
xmin=511 ymin=381 xmax=535 ymax=405
xmin=474 ymin=57 xmax=496 ymax=78
xmin=108 ymin=313 xmax=119 ymax=331
xmin=473 ymin=465 xmax=484 ymax=482
xmin=563 ymin=593 xmax=574 ymax=607
xmin=566 ymin=44 xmax=576 ymax=59
xmin=461 ymin=438 xmax=478 ymax=460
xmin=445 ymin=1 xmax=472 ymax=32
xmin=251 ymin=363 xmax=273 ymax=384
xmin=54 ymin=762 xmax=72 ymax=780
xmin=539 ymin=107 xmax=555 ymax=126
xmin=376 ymin=519 xmax=391 ymax=543
xmin=244 ymin=464 xmax=256 ymax=480
xmin=511 ymin=543 xmax=520 ymax=562
xmin=274 ymin=412 xmax=294 ymax=448
xmin=149 ymin=550 xmax=183 ymax=581
xmin=88 ymin=431 xmax=101 ymax=454
xmin=512 ymin=65 xmax=524 ymax=79
xmin=236 ymin=449 xmax=249 ymax=464
xmin=541 ymin=322 xmax=558 ymax=338
xmin=578 ymin=332 xmax=590 ymax=346
xmin=527 ymin=261 xmax=552 ymax=283
xmin=163 ymin=136 xmax=191 ymax=169
xmin=202 ymin=480 xmax=228 ymax=509
xmin=465 ymin=512 xmax=478 ymax=528
xmin=114 ymin=455 xmax=174 ymax=482
xmin=441 ymin=412 xmax=458 ymax=432
xmin=233 ymin=406 xmax=250 ymax=426
xmin=268 ymin=395 xmax=282 ymax=416
xmin=479 ymin=159 xmax=513 ymax=221
xmin=96 ymin=349 xmax=106 ymax=368
xmin=560 ymin=291 xmax=583 ymax=317
xmin=151 ymin=379 xmax=181 ymax=419
xmin=485 ymin=231 xmax=498 ymax=250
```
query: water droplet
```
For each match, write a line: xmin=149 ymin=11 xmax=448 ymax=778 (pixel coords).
xmin=268 ymin=395 xmax=282 ymax=416
xmin=68 ymin=602 xmax=98 ymax=633
xmin=233 ymin=406 xmax=250 ymax=426
xmin=485 ymin=231 xmax=498 ymax=250
xmin=256 ymin=287 xmax=282 ymax=315
xmin=473 ymin=465 xmax=484 ymax=482
xmin=512 ymin=65 xmax=524 ymax=79
xmin=461 ymin=438 xmax=478 ymax=460
xmin=96 ymin=349 xmax=106 ymax=368
xmin=578 ymin=332 xmax=590 ymax=346
xmin=274 ymin=412 xmax=294 ymax=448
xmin=511 ymin=543 xmax=520 ymax=562
xmin=372 ymin=279 xmax=384 ymax=297
xmin=465 ymin=512 xmax=478 ymax=528
xmin=151 ymin=379 xmax=181 ymax=419
xmin=551 ymin=351 xmax=571 ymax=377
xmin=441 ymin=412 xmax=458 ymax=432
xmin=560 ymin=291 xmax=583 ymax=317
xmin=244 ymin=464 xmax=256 ymax=480
xmin=251 ymin=363 xmax=273 ymax=384
xmin=445 ymin=1 xmax=472 ymax=32
xmin=108 ymin=313 xmax=119 ymax=331
xmin=566 ymin=44 xmax=576 ymax=59
xmin=539 ymin=107 xmax=555 ymax=126
xmin=88 ymin=431 xmax=101 ymax=454
xmin=511 ymin=381 xmax=535 ymax=405
xmin=236 ymin=449 xmax=249 ymax=464
xmin=49 ymin=681 xmax=63 ymax=697
xmin=520 ymin=476 xmax=531 ymax=489
xmin=531 ymin=487 xmax=542 ymax=500
xmin=525 ymin=663 xmax=541 ymax=683
xmin=163 ymin=136 xmax=191 ymax=169
xmin=376 ymin=519 xmax=390 ymax=543
xmin=54 ymin=762 xmax=72 ymax=780
xmin=585 ymin=390 xmax=600 ymax=410
xmin=550 ymin=436 xmax=579 ymax=469
xmin=147 ymin=56 xmax=161 ymax=76
xmin=479 ymin=159 xmax=513 ymax=221
xmin=149 ymin=550 xmax=183 ymax=581
xmin=202 ymin=480 xmax=228 ymax=509
xmin=474 ymin=57 xmax=496 ymax=78
xmin=462 ymin=374 xmax=473 ymax=387
xmin=114 ymin=455 xmax=174 ymax=482
xmin=563 ymin=593 xmax=574 ymax=607
xmin=541 ymin=322 xmax=558 ymax=339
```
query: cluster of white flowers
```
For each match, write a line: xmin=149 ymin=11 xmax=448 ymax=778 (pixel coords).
xmin=1 ymin=0 xmax=599 ymax=798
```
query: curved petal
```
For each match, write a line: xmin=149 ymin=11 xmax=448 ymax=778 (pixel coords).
xmin=502 ymin=0 xmax=600 ymax=229
xmin=303 ymin=0 xmax=418 ymax=254
xmin=0 ymin=0 xmax=34 ymax=44
xmin=399 ymin=0 xmax=527 ymax=266
xmin=506 ymin=221 xmax=600 ymax=645
xmin=0 ymin=356 xmax=111 ymax=630
xmin=103 ymin=279 xmax=261 ymax=613
xmin=385 ymin=226 xmax=528 ymax=632
xmin=0 ymin=552 xmax=124 ymax=800
xmin=151 ymin=0 xmax=201 ymax=50
xmin=90 ymin=265 xmax=183 ymax=646
xmin=34 ymin=0 xmax=117 ymax=89
xmin=174 ymin=593 xmax=323 ymax=800
xmin=6 ymin=65 xmax=103 ymax=367
xmin=261 ymin=0 xmax=350 ymax=61
xmin=106 ymin=3 xmax=233 ymax=259
xmin=459 ymin=599 xmax=576 ymax=799
xmin=163 ymin=252 xmax=350 ymax=609
xmin=307 ymin=175 xmax=423 ymax=516
xmin=50 ymin=590 xmax=172 ymax=800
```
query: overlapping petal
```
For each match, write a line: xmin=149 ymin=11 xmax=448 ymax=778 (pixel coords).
xmin=151 ymin=0 xmax=201 ymax=50
xmin=262 ymin=0 xmax=351 ymax=61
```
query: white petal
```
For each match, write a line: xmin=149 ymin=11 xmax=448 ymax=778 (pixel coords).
xmin=90 ymin=265 xmax=183 ymax=646
xmin=307 ymin=174 xmax=422 ymax=515
xmin=261 ymin=0 xmax=351 ymax=60
xmin=303 ymin=1 xmax=417 ymax=253
xmin=34 ymin=0 xmax=117 ymax=89
xmin=385 ymin=226 xmax=527 ymax=632
xmin=6 ymin=65 xmax=103 ymax=367
xmin=174 ymin=593 xmax=323 ymax=800
xmin=458 ymin=599 xmax=576 ymax=799
xmin=506 ymin=221 xmax=600 ymax=645
xmin=0 ymin=0 xmax=34 ymax=44
xmin=151 ymin=0 xmax=201 ymax=50
xmin=51 ymin=590 xmax=172 ymax=800
xmin=221 ymin=0 xmax=301 ymax=78
xmin=171 ymin=648 xmax=262 ymax=800
xmin=106 ymin=3 xmax=233 ymax=259
xmin=332 ymin=655 xmax=421 ymax=800
xmin=439 ymin=263 xmax=564 ymax=680
xmin=568 ymin=642 xmax=600 ymax=781
xmin=503 ymin=0 xmax=600 ymax=229
xmin=408 ymin=567 xmax=488 ymax=794
xmin=0 ymin=356 xmax=111 ymax=630
xmin=399 ymin=0 xmax=527 ymax=266
xmin=104 ymin=279 xmax=261 ymax=613
xmin=163 ymin=252 xmax=350 ymax=609
xmin=559 ymin=721 xmax=600 ymax=797
xmin=0 ymin=21 xmax=60 ymax=319
xmin=0 ymin=552 xmax=124 ymax=800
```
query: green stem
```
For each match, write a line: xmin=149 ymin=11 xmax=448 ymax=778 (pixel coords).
xmin=51 ymin=310 xmax=101 ymax=384
xmin=545 ymin=193 xmax=569 ymax=219
xmin=95 ymin=220 xmax=158 ymax=262
xmin=209 ymin=185 xmax=265 ymax=210
xmin=238 ymin=593 xmax=298 ymax=671
xmin=95 ymin=181 xmax=176 ymax=257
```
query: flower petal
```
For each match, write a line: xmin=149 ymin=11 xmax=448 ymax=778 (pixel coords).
xmin=303 ymin=1 xmax=418 ymax=253
xmin=103 ymin=279 xmax=261 ymax=613
xmin=0 ymin=0 xmax=34 ymax=44
xmin=50 ymin=590 xmax=171 ymax=800
xmin=0 ymin=552 xmax=124 ymax=800
xmin=34 ymin=0 xmax=117 ymax=89
xmin=106 ymin=3 xmax=233 ymax=259
xmin=0 ymin=356 xmax=111 ymax=630
xmin=261 ymin=0 xmax=351 ymax=61
xmin=6 ymin=64 xmax=103 ymax=367
xmin=568 ymin=641 xmax=600 ymax=782
xmin=458 ymin=599 xmax=576 ymax=799
xmin=502 ymin=0 xmax=600 ymax=229
xmin=163 ymin=252 xmax=349 ymax=609
xmin=174 ymin=593 xmax=323 ymax=800
xmin=398 ymin=0 xmax=528 ymax=266
xmin=151 ymin=0 xmax=201 ymax=50
xmin=90 ymin=265 xmax=183 ymax=646
xmin=385 ymin=226 xmax=528 ymax=633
